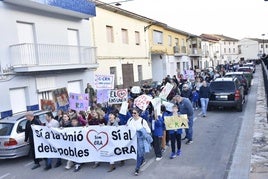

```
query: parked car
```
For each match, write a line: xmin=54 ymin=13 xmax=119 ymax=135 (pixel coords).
xmin=243 ymin=62 xmax=255 ymax=73
xmin=224 ymin=72 xmax=250 ymax=94
xmin=237 ymin=67 xmax=253 ymax=74
xmin=208 ymin=77 xmax=245 ymax=112
xmin=0 ymin=110 xmax=49 ymax=159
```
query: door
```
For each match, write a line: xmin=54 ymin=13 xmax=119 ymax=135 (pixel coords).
xmin=9 ymin=88 xmax=27 ymax=114
xmin=122 ymin=64 xmax=134 ymax=88
xmin=67 ymin=29 xmax=80 ymax=64
xmin=67 ymin=81 xmax=82 ymax=94
xmin=16 ymin=22 xmax=35 ymax=65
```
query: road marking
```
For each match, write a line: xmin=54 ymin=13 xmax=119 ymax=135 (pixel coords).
xmin=140 ymin=158 xmax=155 ymax=172
xmin=0 ymin=173 xmax=10 ymax=179
xmin=24 ymin=161 xmax=33 ymax=167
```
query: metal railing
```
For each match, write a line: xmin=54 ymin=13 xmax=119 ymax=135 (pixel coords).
xmin=261 ymin=59 xmax=268 ymax=107
xmin=9 ymin=43 xmax=97 ymax=67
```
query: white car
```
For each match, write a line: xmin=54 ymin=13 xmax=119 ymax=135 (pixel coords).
xmin=0 ymin=110 xmax=49 ymax=159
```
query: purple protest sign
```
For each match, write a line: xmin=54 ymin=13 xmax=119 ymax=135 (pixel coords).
xmin=97 ymin=89 xmax=110 ymax=104
xmin=69 ymin=93 xmax=89 ymax=111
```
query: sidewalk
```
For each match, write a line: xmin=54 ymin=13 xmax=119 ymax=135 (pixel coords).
xmin=250 ymin=65 xmax=268 ymax=179
xmin=227 ymin=65 xmax=268 ymax=179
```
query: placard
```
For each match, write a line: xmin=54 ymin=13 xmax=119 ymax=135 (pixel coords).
xmin=94 ymin=75 xmax=114 ymax=89
xmin=164 ymin=115 xmax=189 ymax=130
xmin=108 ymin=89 xmax=128 ymax=104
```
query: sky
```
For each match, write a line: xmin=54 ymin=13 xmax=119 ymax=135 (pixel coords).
xmin=101 ymin=0 xmax=268 ymax=40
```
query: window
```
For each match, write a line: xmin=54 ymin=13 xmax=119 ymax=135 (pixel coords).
xmin=135 ymin=31 xmax=140 ymax=45
xmin=121 ymin=28 xmax=128 ymax=44
xmin=229 ymin=42 xmax=231 ymax=45
xmin=175 ymin=38 xmax=179 ymax=46
xmin=106 ymin=26 xmax=114 ymax=43
xmin=233 ymin=48 xmax=235 ymax=53
xmin=67 ymin=81 xmax=82 ymax=93
xmin=224 ymin=41 xmax=226 ymax=45
xmin=138 ymin=65 xmax=143 ymax=83
xmin=9 ymin=88 xmax=27 ymax=113
xmin=224 ymin=48 xmax=226 ymax=53
xmin=233 ymin=42 xmax=235 ymax=45
xmin=266 ymin=44 xmax=268 ymax=48
xmin=168 ymin=35 xmax=172 ymax=46
xmin=229 ymin=48 xmax=231 ymax=53
xmin=153 ymin=30 xmax=163 ymax=44
xmin=110 ymin=67 xmax=117 ymax=87
xmin=17 ymin=120 xmax=27 ymax=133
xmin=181 ymin=39 xmax=185 ymax=46
xmin=261 ymin=44 xmax=263 ymax=48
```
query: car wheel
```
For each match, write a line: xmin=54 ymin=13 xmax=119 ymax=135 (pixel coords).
xmin=236 ymin=102 xmax=243 ymax=112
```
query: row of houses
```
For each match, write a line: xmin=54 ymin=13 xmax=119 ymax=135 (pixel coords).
xmin=0 ymin=0 xmax=267 ymax=118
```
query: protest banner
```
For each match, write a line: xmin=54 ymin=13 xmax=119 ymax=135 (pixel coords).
xmin=158 ymin=83 xmax=174 ymax=100
xmin=164 ymin=115 xmax=189 ymax=130
xmin=40 ymin=99 xmax=56 ymax=112
xmin=94 ymin=75 xmax=114 ymax=89
xmin=31 ymin=125 xmax=137 ymax=163
xmin=97 ymin=89 xmax=110 ymax=104
xmin=134 ymin=94 xmax=152 ymax=111
xmin=119 ymin=101 xmax=129 ymax=115
xmin=108 ymin=89 xmax=128 ymax=104
xmin=52 ymin=87 xmax=69 ymax=111
xmin=69 ymin=93 xmax=89 ymax=111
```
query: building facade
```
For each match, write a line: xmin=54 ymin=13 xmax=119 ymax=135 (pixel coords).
xmin=148 ymin=24 xmax=190 ymax=82
xmin=188 ymin=36 xmax=202 ymax=70
xmin=91 ymin=1 xmax=153 ymax=88
xmin=200 ymin=34 xmax=221 ymax=68
xmin=0 ymin=0 xmax=96 ymax=118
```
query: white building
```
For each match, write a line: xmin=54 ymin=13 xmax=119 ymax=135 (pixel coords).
xmin=0 ymin=0 xmax=97 ymax=118
xmin=238 ymin=38 xmax=261 ymax=60
xmin=200 ymin=34 xmax=221 ymax=68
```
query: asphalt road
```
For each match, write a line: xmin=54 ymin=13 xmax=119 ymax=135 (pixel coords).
xmin=0 ymin=78 xmax=258 ymax=179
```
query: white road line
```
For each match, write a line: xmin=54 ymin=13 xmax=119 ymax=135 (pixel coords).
xmin=0 ymin=173 xmax=10 ymax=179
xmin=140 ymin=158 xmax=155 ymax=172
xmin=24 ymin=161 xmax=33 ymax=167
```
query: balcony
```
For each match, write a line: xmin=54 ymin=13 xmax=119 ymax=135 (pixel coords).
xmin=3 ymin=0 xmax=96 ymax=19
xmin=9 ymin=43 xmax=98 ymax=72
xmin=174 ymin=46 xmax=187 ymax=56
xmin=189 ymin=48 xmax=202 ymax=57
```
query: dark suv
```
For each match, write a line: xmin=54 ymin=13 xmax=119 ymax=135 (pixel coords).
xmin=224 ymin=72 xmax=249 ymax=95
xmin=208 ymin=77 xmax=245 ymax=112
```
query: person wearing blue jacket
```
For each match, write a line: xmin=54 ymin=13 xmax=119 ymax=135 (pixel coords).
xmin=151 ymin=111 xmax=165 ymax=161
xmin=168 ymin=105 xmax=183 ymax=159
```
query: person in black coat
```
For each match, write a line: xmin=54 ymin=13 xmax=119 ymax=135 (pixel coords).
xmin=24 ymin=111 xmax=42 ymax=170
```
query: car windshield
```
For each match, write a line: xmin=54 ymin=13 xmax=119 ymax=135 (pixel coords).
xmin=0 ymin=123 xmax=14 ymax=136
xmin=210 ymin=82 xmax=235 ymax=91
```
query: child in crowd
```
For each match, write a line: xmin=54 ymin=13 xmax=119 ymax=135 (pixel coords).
xmin=192 ymin=88 xmax=199 ymax=110
xmin=169 ymin=105 xmax=182 ymax=159
xmin=151 ymin=111 xmax=165 ymax=161
xmin=65 ymin=117 xmax=82 ymax=172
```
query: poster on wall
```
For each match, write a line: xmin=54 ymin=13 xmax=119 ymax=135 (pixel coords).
xmin=52 ymin=87 xmax=69 ymax=112
xmin=40 ymin=99 xmax=56 ymax=112
xmin=94 ymin=75 xmax=114 ymax=89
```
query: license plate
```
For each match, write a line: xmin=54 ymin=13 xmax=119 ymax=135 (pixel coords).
xmin=216 ymin=95 xmax=228 ymax=100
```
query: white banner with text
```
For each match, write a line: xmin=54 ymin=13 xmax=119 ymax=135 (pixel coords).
xmin=31 ymin=125 xmax=137 ymax=163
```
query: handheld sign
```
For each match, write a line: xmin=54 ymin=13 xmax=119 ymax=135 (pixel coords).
xmin=164 ymin=115 xmax=188 ymax=130
xmin=134 ymin=94 xmax=152 ymax=111
xmin=69 ymin=93 xmax=89 ymax=111
xmin=159 ymin=83 xmax=174 ymax=100
xmin=108 ymin=89 xmax=128 ymax=104
xmin=94 ymin=74 xmax=114 ymax=89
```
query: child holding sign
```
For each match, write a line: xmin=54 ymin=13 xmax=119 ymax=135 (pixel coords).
xmin=168 ymin=105 xmax=182 ymax=159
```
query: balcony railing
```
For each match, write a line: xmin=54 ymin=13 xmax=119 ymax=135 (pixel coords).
xmin=9 ymin=43 xmax=97 ymax=72
xmin=189 ymin=48 xmax=202 ymax=56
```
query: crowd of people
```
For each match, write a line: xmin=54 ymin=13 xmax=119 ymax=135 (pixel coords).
xmin=24 ymin=65 xmax=235 ymax=176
